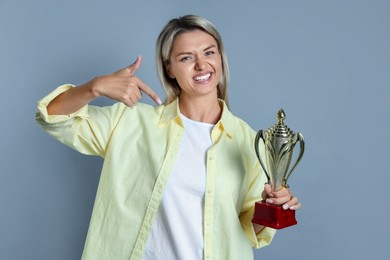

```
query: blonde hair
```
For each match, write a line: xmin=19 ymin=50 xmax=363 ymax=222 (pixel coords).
xmin=156 ymin=15 xmax=229 ymax=105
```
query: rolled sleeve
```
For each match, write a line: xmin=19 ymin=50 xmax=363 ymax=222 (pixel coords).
xmin=241 ymin=205 xmax=276 ymax=249
xmin=35 ymin=84 xmax=127 ymax=158
xmin=36 ymin=84 xmax=89 ymax=124
xmin=240 ymin=149 xmax=276 ymax=249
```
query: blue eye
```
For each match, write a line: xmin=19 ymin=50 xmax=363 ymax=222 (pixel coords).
xmin=205 ymin=50 xmax=215 ymax=56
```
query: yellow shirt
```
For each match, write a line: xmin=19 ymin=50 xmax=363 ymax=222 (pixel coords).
xmin=36 ymin=84 xmax=276 ymax=260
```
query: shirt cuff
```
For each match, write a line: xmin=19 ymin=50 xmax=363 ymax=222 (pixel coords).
xmin=37 ymin=84 xmax=89 ymax=123
xmin=249 ymin=224 xmax=276 ymax=249
xmin=242 ymin=206 xmax=276 ymax=249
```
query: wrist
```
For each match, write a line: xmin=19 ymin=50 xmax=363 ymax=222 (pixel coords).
xmin=85 ymin=77 xmax=103 ymax=98
xmin=253 ymin=223 xmax=265 ymax=234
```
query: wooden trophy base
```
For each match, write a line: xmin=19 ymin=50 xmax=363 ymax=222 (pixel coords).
xmin=252 ymin=200 xmax=297 ymax=229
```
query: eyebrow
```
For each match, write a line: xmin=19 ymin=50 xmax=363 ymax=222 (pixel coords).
xmin=175 ymin=44 xmax=218 ymax=57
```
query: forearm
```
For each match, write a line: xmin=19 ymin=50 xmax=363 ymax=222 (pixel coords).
xmin=47 ymin=81 xmax=99 ymax=115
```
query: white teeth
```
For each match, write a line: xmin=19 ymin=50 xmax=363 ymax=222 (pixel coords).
xmin=194 ymin=73 xmax=211 ymax=81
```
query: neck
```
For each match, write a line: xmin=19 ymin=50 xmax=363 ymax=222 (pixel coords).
xmin=179 ymin=95 xmax=222 ymax=124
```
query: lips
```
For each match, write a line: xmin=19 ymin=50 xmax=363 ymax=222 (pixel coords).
xmin=193 ymin=72 xmax=211 ymax=82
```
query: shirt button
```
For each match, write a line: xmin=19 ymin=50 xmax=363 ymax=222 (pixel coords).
xmin=207 ymin=189 xmax=212 ymax=194
xmin=206 ymin=255 xmax=211 ymax=259
xmin=209 ymin=157 xmax=214 ymax=160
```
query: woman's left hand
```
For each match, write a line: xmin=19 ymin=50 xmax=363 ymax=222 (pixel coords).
xmin=262 ymin=184 xmax=301 ymax=210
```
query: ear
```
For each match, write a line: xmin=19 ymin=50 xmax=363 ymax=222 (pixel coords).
xmin=165 ymin=63 xmax=175 ymax=79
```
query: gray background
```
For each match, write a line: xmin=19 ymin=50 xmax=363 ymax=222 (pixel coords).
xmin=1 ymin=0 xmax=389 ymax=259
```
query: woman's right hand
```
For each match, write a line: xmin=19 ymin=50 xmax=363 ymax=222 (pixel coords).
xmin=91 ymin=55 xmax=162 ymax=106
xmin=47 ymin=56 xmax=162 ymax=115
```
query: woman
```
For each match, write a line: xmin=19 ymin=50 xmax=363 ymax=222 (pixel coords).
xmin=36 ymin=15 xmax=301 ymax=260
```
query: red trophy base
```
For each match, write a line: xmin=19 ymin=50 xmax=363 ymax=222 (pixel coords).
xmin=252 ymin=200 xmax=297 ymax=229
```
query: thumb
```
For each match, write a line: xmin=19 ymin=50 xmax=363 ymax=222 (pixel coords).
xmin=114 ymin=55 xmax=142 ymax=76
xmin=262 ymin=183 xmax=272 ymax=200
xmin=264 ymin=183 xmax=272 ymax=194
xmin=127 ymin=55 xmax=142 ymax=75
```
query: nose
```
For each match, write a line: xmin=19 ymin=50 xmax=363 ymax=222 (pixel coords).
xmin=194 ymin=57 xmax=206 ymax=70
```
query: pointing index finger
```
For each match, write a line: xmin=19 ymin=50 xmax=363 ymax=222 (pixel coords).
xmin=137 ymin=80 xmax=162 ymax=105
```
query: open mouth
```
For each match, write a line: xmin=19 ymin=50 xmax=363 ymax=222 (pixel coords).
xmin=193 ymin=72 xmax=212 ymax=82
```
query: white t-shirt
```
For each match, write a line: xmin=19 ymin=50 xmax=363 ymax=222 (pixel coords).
xmin=142 ymin=114 xmax=214 ymax=260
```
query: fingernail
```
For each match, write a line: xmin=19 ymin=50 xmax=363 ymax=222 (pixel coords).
xmin=133 ymin=55 xmax=141 ymax=64
xmin=282 ymin=204 xmax=289 ymax=210
xmin=266 ymin=199 xmax=273 ymax=204
xmin=157 ymin=97 xmax=162 ymax=105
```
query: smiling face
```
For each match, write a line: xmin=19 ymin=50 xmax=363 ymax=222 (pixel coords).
xmin=167 ymin=29 xmax=222 ymax=100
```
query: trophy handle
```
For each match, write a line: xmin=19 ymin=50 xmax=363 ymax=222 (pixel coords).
xmin=254 ymin=130 xmax=270 ymax=184
xmin=284 ymin=133 xmax=305 ymax=185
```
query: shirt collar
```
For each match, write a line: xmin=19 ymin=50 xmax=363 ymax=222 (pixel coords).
xmin=216 ymin=99 xmax=235 ymax=138
xmin=159 ymin=98 xmax=236 ymax=138
xmin=159 ymin=98 xmax=182 ymax=125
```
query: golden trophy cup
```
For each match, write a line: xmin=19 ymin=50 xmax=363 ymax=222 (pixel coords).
xmin=252 ymin=109 xmax=305 ymax=229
